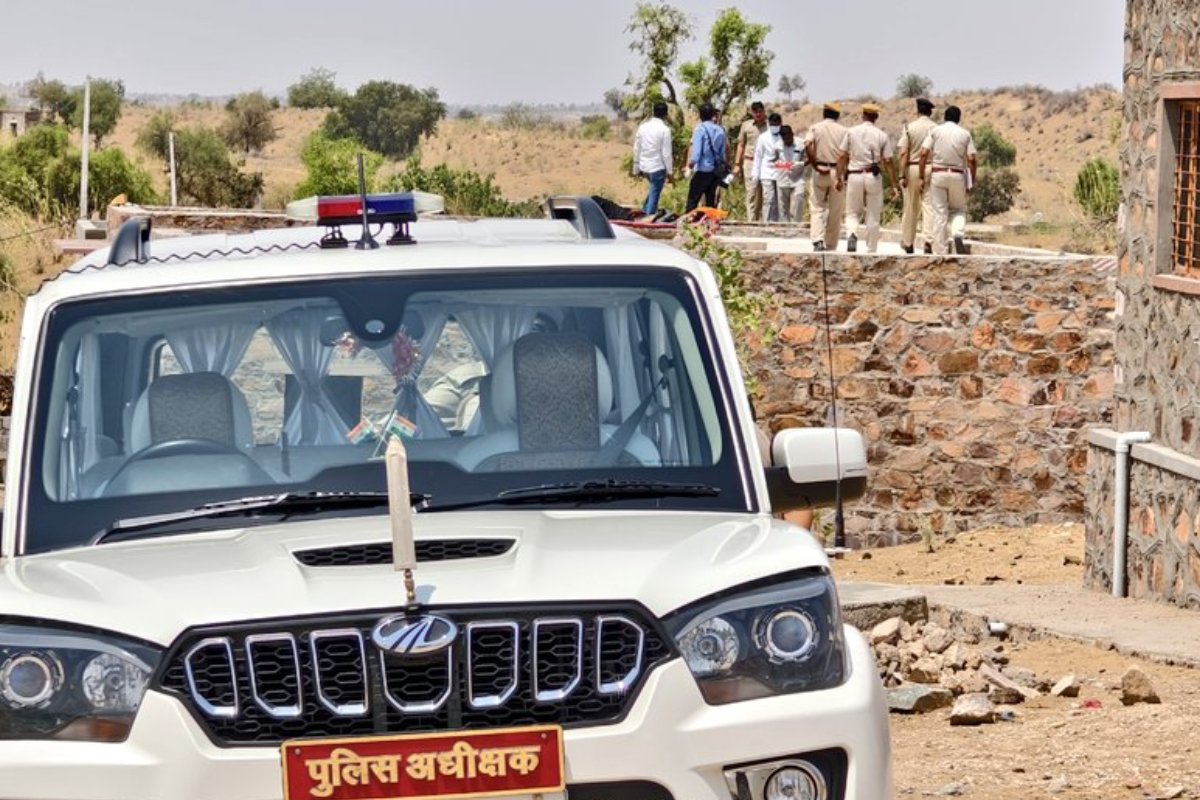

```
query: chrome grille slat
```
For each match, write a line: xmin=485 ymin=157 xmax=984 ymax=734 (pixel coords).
xmin=466 ymin=621 xmax=519 ymax=709
xmin=533 ymin=617 xmax=584 ymax=703
xmin=309 ymin=629 xmax=368 ymax=716
xmin=160 ymin=608 xmax=671 ymax=746
xmin=184 ymin=637 xmax=238 ymax=719
xmin=245 ymin=633 xmax=302 ymax=719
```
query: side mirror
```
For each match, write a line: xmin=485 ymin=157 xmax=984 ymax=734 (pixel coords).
xmin=766 ymin=428 xmax=868 ymax=512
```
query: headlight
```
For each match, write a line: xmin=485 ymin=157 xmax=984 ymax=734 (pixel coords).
xmin=0 ymin=623 xmax=162 ymax=742
xmin=664 ymin=572 xmax=845 ymax=704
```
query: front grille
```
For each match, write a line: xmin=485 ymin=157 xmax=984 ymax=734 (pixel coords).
xmin=158 ymin=605 xmax=672 ymax=746
xmin=294 ymin=538 xmax=515 ymax=567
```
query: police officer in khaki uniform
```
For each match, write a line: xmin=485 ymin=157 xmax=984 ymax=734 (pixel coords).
xmin=897 ymin=97 xmax=937 ymax=254
xmin=804 ymin=102 xmax=848 ymax=251
xmin=734 ymin=101 xmax=768 ymax=221
xmin=838 ymin=102 xmax=897 ymax=254
xmin=918 ymin=104 xmax=978 ymax=255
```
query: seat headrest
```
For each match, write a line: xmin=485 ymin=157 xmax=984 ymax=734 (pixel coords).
xmin=489 ymin=333 xmax=614 ymax=437
xmin=129 ymin=372 xmax=255 ymax=452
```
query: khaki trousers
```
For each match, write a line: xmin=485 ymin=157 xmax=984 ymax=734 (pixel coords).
xmin=809 ymin=170 xmax=844 ymax=249
xmin=930 ymin=171 xmax=968 ymax=254
xmin=844 ymin=172 xmax=883 ymax=252
xmin=901 ymin=165 xmax=933 ymax=248
xmin=742 ymin=163 xmax=762 ymax=222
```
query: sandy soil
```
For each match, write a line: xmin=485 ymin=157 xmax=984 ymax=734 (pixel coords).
xmin=835 ymin=525 xmax=1200 ymax=799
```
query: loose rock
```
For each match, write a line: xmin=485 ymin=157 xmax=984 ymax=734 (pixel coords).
xmin=888 ymin=685 xmax=954 ymax=714
xmin=1120 ymin=666 xmax=1161 ymax=705
xmin=980 ymin=663 xmax=1040 ymax=701
xmin=1050 ymin=674 xmax=1080 ymax=698
xmin=923 ymin=624 xmax=956 ymax=654
xmin=907 ymin=657 xmax=943 ymax=684
xmin=870 ymin=616 xmax=903 ymax=646
xmin=950 ymin=693 xmax=995 ymax=726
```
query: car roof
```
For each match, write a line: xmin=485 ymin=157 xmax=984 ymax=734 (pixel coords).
xmin=33 ymin=218 xmax=708 ymax=309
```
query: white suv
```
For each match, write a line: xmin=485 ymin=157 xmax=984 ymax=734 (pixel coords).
xmin=0 ymin=196 xmax=890 ymax=800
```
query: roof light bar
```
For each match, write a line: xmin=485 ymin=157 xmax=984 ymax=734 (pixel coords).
xmin=287 ymin=193 xmax=432 ymax=249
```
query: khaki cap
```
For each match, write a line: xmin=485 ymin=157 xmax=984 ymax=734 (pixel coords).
xmin=862 ymin=102 xmax=881 ymax=114
xmin=823 ymin=102 xmax=842 ymax=114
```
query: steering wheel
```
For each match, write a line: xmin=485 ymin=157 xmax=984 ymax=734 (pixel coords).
xmin=101 ymin=438 xmax=274 ymax=496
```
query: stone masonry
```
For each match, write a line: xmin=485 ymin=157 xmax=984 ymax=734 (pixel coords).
xmin=1084 ymin=1 xmax=1200 ymax=605
xmin=739 ymin=253 xmax=1115 ymax=547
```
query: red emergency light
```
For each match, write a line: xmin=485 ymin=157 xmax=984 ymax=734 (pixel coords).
xmin=288 ymin=193 xmax=418 ymax=248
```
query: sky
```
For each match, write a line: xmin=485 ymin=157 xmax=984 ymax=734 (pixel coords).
xmin=0 ymin=0 xmax=1125 ymax=106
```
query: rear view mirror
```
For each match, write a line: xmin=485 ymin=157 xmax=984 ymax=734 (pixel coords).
xmin=766 ymin=428 xmax=868 ymax=512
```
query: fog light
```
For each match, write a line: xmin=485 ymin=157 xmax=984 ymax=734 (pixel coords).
xmin=764 ymin=764 xmax=822 ymax=800
xmin=0 ymin=652 xmax=63 ymax=709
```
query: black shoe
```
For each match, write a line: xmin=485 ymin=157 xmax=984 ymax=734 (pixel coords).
xmin=923 ymin=242 xmax=933 ymax=254
xmin=847 ymin=234 xmax=858 ymax=253
xmin=953 ymin=235 xmax=967 ymax=255
xmin=902 ymin=244 xmax=914 ymax=254
xmin=812 ymin=241 xmax=825 ymax=252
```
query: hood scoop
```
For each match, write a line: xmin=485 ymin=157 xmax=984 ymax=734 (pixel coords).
xmin=293 ymin=538 xmax=516 ymax=568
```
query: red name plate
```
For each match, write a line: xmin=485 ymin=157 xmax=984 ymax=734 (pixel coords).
xmin=281 ymin=726 xmax=564 ymax=800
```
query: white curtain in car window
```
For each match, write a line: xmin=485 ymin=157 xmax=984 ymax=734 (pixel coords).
xmin=77 ymin=333 xmax=103 ymax=481
xmin=603 ymin=306 xmax=646 ymax=422
xmin=455 ymin=306 xmax=538 ymax=435
xmin=369 ymin=308 xmax=451 ymax=439
xmin=267 ymin=308 xmax=347 ymax=445
xmin=165 ymin=323 xmax=256 ymax=375
xmin=648 ymin=304 xmax=686 ymax=464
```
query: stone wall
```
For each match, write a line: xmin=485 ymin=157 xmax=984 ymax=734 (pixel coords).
xmin=1083 ymin=1 xmax=1200 ymax=604
xmin=739 ymin=253 xmax=1115 ymax=546
xmin=1085 ymin=432 xmax=1200 ymax=607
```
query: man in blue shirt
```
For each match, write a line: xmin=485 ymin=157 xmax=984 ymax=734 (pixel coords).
xmin=685 ymin=103 xmax=728 ymax=211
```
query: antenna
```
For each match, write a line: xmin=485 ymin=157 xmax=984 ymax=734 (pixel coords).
xmin=817 ymin=243 xmax=846 ymax=549
xmin=354 ymin=153 xmax=379 ymax=250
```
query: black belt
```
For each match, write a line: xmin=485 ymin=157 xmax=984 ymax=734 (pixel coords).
xmin=847 ymin=167 xmax=879 ymax=174
xmin=931 ymin=167 xmax=965 ymax=173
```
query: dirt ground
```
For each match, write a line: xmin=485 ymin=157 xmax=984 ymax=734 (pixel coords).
xmin=834 ymin=526 xmax=1200 ymax=799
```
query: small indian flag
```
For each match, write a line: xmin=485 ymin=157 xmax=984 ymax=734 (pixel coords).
xmin=347 ymin=417 xmax=377 ymax=444
xmin=383 ymin=411 xmax=418 ymax=441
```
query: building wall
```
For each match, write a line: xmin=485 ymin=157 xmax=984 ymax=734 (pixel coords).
xmin=0 ymin=111 xmax=28 ymax=138
xmin=739 ymin=253 xmax=1114 ymax=546
xmin=1084 ymin=0 xmax=1200 ymax=602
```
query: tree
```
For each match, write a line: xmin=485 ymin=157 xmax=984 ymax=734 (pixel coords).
xmin=679 ymin=8 xmax=774 ymax=123
xmin=69 ymin=78 xmax=125 ymax=147
xmin=26 ymin=75 xmax=75 ymax=125
xmin=323 ymin=82 xmax=446 ymax=160
xmin=44 ymin=147 xmax=158 ymax=217
xmin=0 ymin=125 xmax=70 ymax=216
xmin=624 ymin=2 xmax=694 ymax=118
xmin=968 ymin=168 xmax=1021 ymax=222
xmin=287 ymin=67 xmax=348 ymax=109
xmin=135 ymin=110 xmax=178 ymax=160
xmin=1074 ymin=158 xmax=1119 ymax=223
xmin=777 ymin=72 xmax=805 ymax=102
xmin=293 ymin=131 xmax=384 ymax=198
xmin=171 ymin=127 xmax=263 ymax=207
xmin=973 ymin=123 xmax=1017 ymax=168
xmin=895 ymin=74 xmax=934 ymax=99
xmin=603 ymin=88 xmax=630 ymax=121
xmin=222 ymin=91 xmax=278 ymax=154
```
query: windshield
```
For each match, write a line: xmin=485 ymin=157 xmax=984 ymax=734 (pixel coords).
xmin=23 ymin=267 xmax=753 ymax=554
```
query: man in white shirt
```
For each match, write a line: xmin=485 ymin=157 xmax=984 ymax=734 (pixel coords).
xmin=632 ymin=102 xmax=673 ymax=216
xmin=918 ymin=104 xmax=978 ymax=255
xmin=751 ymin=112 xmax=784 ymax=221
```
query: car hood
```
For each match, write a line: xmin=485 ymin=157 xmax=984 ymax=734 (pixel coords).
xmin=0 ymin=511 xmax=827 ymax=646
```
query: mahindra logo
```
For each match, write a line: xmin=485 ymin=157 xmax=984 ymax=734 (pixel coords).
xmin=371 ymin=614 xmax=458 ymax=657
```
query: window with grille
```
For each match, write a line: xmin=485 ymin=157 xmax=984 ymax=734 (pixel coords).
xmin=1173 ymin=101 xmax=1200 ymax=275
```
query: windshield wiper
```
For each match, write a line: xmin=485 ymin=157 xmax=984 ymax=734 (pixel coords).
xmin=90 ymin=491 xmax=427 ymax=546
xmin=422 ymin=479 xmax=720 ymax=513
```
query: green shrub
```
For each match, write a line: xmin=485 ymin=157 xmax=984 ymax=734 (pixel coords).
xmin=387 ymin=157 xmax=539 ymax=218
xmin=293 ymin=132 xmax=384 ymax=198
xmin=1074 ymin=158 xmax=1119 ymax=223
xmin=44 ymin=147 xmax=159 ymax=217
xmin=968 ymin=167 xmax=1021 ymax=222
xmin=287 ymin=68 xmax=348 ymax=109
xmin=972 ymin=124 xmax=1017 ymax=168
xmin=578 ymin=115 xmax=612 ymax=141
